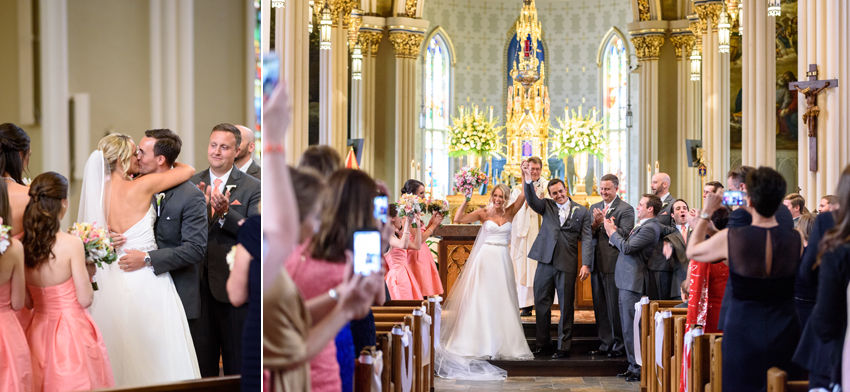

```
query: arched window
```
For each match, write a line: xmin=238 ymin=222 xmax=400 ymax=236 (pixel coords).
xmin=600 ymin=31 xmax=629 ymax=199
xmin=423 ymin=29 xmax=453 ymax=198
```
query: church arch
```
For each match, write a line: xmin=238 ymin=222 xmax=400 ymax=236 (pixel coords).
xmin=596 ymin=27 xmax=631 ymax=199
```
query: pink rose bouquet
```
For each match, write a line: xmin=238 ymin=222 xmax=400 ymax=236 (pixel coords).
xmin=396 ymin=194 xmax=423 ymax=228
xmin=454 ymin=166 xmax=488 ymax=200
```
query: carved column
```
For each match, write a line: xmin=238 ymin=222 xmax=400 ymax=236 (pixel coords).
xmin=695 ymin=2 xmax=729 ymax=182
xmin=628 ymin=29 xmax=665 ymax=192
xmin=797 ymin=0 xmax=846 ymax=206
xmin=353 ymin=22 xmax=385 ymax=174
xmin=318 ymin=0 xmax=351 ymax=154
xmin=280 ymin=0 xmax=310 ymax=164
xmin=388 ymin=17 xmax=428 ymax=192
xmin=670 ymin=27 xmax=701 ymax=204
xmin=739 ymin=0 xmax=776 ymax=173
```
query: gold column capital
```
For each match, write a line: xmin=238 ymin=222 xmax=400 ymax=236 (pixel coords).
xmin=669 ymin=34 xmax=695 ymax=59
xmin=637 ymin=0 xmax=651 ymax=21
xmin=404 ymin=0 xmax=419 ymax=18
xmin=694 ymin=2 xmax=723 ymax=31
xmin=360 ymin=31 xmax=384 ymax=58
xmin=389 ymin=31 xmax=425 ymax=59
xmin=630 ymin=34 xmax=665 ymax=61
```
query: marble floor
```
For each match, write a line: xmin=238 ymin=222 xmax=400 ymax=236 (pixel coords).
xmin=435 ymin=376 xmax=641 ymax=391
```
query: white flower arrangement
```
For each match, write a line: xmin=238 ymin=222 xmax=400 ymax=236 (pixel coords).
xmin=550 ymin=105 xmax=606 ymax=160
xmin=447 ymin=105 xmax=505 ymax=158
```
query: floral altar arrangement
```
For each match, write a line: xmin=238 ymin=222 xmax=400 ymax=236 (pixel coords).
xmin=549 ymin=105 xmax=606 ymax=160
xmin=447 ymin=105 xmax=505 ymax=160
xmin=396 ymin=194 xmax=424 ymax=228
xmin=453 ymin=166 xmax=489 ymax=201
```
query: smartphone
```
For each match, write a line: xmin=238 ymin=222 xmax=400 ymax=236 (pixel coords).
xmin=722 ymin=190 xmax=746 ymax=206
xmin=262 ymin=53 xmax=280 ymax=103
xmin=373 ymin=196 xmax=388 ymax=224
xmin=353 ymin=230 xmax=382 ymax=276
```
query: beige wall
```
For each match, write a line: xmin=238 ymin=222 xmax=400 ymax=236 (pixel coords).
xmin=373 ymin=38 xmax=398 ymax=192
xmin=657 ymin=41 xmax=679 ymax=190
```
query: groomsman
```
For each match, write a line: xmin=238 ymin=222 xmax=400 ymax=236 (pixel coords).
xmin=522 ymin=164 xmax=592 ymax=359
xmin=509 ymin=156 xmax=548 ymax=317
xmin=606 ymin=194 xmax=663 ymax=382
xmin=587 ymin=174 xmax=633 ymax=358
xmin=651 ymin=173 xmax=675 ymax=226
xmin=660 ymin=199 xmax=691 ymax=300
xmin=192 ymin=123 xmax=262 ymax=377
xmin=115 ymin=129 xmax=208 ymax=353
xmin=235 ymin=125 xmax=261 ymax=180
xmin=648 ymin=173 xmax=676 ymax=299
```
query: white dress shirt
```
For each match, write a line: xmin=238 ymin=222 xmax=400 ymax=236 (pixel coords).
xmin=238 ymin=159 xmax=253 ymax=173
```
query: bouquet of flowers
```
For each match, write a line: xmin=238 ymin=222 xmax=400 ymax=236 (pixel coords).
xmin=447 ymin=106 xmax=505 ymax=158
xmin=454 ymin=166 xmax=488 ymax=200
xmin=0 ymin=224 xmax=11 ymax=254
xmin=68 ymin=222 xmax=117 ymax=269
xmin=425 ymin=197 xmax=449 ymax=216
xmin=550 ymin=105 xmax=606 ymax=160
xmin=396 ymin=194 xmax=423 ymax=228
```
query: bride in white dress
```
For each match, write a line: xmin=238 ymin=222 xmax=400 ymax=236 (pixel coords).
xmin=436 ymin=161 xmax=534 ymax=380
xmin=79 ymin=134 xmax=200 ymax=387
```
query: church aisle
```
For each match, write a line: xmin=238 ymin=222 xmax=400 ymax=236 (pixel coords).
xmin=435 ymin=376 xmax=640 ymax=391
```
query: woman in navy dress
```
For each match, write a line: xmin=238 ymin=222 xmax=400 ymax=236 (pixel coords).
xmin=228 ymin=215 xmax=261 ymax=391
xmin=686 ymin=167 xmax=803 ymax=392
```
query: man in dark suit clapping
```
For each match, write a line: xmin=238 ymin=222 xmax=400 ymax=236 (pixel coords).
xmin=587 ymin=174 xmax=634 ymax=358
xmin=606 ymin=194 xmax=663 ymax=381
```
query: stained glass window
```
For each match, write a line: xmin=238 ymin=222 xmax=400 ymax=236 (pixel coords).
xmin=424 ymin=33 xmax=451 ymax=198
xmin=253 ymin=1 xmax=262 ymax=161
xmin=602 ymin=35 xmax=629 ymax=199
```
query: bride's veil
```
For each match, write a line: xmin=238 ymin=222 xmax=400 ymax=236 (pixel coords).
xmin=78 ymin=151 xmax=112 ymax=229
xmin=434 ymin=224 xmax=509 ymax=380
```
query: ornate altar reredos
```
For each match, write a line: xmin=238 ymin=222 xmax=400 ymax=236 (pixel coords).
xmin=502 ymin=0 xmax=551 ymax=183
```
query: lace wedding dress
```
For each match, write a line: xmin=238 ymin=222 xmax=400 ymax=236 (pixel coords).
xmin=436 ymin=221 xmax=533 ymax=380
xmin=80 ymin=151 xmax=200 ymax=387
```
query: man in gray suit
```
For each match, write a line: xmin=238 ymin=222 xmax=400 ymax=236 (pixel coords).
xmin=605 ymin=193 xmax=663 ymax=381
xmin=523 ymin=164 xmax=592 ymax=359
xmin=191 ymin=123 xmax=262 ymax=377
xmin=235 ymin=125 xmax=261 ymax=180
xmin=587 ymin=174 xmax=634 ymax=358
xmin=116 ymin=129 xmax=207 ymax=350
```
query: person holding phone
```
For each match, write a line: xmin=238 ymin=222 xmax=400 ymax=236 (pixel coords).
xmin=383 ymin=204 xmax=423 ymax=300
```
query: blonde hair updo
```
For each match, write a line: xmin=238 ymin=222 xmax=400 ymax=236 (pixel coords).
xmin=98 ymin=134 xmax=136 ymax=180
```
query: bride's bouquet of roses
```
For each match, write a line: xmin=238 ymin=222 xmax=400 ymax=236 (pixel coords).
xmin=0 ymin=224 xmax=12 ymax=254
xmin=395 ymin=194 xmax=423 ymax=228
xmin=453 ymin=166 xmax=488 ymax=201
xmin=68 ymin=223 xmax=117 ymax=290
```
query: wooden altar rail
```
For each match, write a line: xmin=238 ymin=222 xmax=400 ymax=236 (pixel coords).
xmin=766 ymin=367 xmax=808 ymax=392
xmin=96 ymin=376 xmax=240 ymax=392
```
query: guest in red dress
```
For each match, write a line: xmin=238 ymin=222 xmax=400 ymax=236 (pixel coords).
xmin=22 ymin=173 xmax=114 ymax=391
xmin=401 ymin=180 xmax=444 ymax=296
xmin=384 ymin=204 xmax=423 ymax=300
xmin=0 ymin=179 xmax=31 ymax=392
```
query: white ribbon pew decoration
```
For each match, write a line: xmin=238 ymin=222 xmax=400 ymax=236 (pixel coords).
xmin=392 ymin=325 xmax=414 ymax=392
xmin=416 ymin=306 xmax=431 ymax=361
xmin=654 ymin=310 xmax=672 ymax=369
xmin=683 ymin=327 xmax=704 ymax=392
xmin=634 ymin=296 xmax=650 ymax=366
xmin=430 ymin=296 xmax=442 ymax=345
xmin=370 ymin=351 xmax=383 ymax=392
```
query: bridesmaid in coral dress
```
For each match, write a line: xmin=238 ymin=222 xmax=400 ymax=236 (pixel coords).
xmin=384 ymin=204 xmax=423 ymax=300
xmin=22 ymin=173 xmax=114 ymax=391
xmin=0 ymin=184 xmax=32 ymax=392
xmin=401 ymin=180 xmax=444 ymax=296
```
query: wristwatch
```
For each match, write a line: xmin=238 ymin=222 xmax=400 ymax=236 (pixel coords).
xmin=700 ymin=212 xmax=711 ymax=220
xmin=144 ymin=252 xmax=152 ymax=268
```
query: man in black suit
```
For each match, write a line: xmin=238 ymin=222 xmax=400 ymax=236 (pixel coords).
xmin=523 ymin=164 xmax=592 ymax=359
xmin=651 ymin=172 xmax=675 ymax=226
xmin=191 ymin=123 xmax=262 ymax=377
xmin=116 ymin=129 xmax=208 ymax=353
xmin=606 ymin=194 xmax=663 ymax=381
xmin=235 ymin=125 xmax=261 ymax=180
xmin=587 ymin=174 xmax=634 ymax=358
xmin=660 ymin=199 xmax=691 ymax=300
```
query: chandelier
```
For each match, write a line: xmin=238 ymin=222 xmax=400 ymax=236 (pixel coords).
xmin=690 ymin=45 xmax=701 ymax=81
xmin=351 ymin=44 xmax=363 ymax=80
xmin=308 ymin=1 xmax=314 ymax=33
xmin=718 ymin=8 xmax=731 ymax=53
xmin=319 ymin=1 xmax=332 ymax=50
xmin=767 ymin=0 xmax=781 ymax=17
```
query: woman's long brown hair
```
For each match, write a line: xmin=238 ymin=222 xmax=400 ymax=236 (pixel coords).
xmin=23 ymin=172 xmax=68 ymax=268
xmin=817 ymin=165 xmax=850 ymax=267
xmin=310 ymin=169 xmax=379 ymax=262
xmin=0 ymin=180 xmax=12 ymax=227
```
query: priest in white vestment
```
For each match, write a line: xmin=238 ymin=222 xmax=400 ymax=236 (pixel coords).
xmin=509 ymin=157 xmax=556 ymax=316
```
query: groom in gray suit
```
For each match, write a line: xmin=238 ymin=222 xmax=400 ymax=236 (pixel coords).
xmin=522 ymin=164 xmax=592 ymax=359
xmin=605 ymin=193 xmax=663 ymax=381
xmin=117 ymin=129 xmax=207 ymax=346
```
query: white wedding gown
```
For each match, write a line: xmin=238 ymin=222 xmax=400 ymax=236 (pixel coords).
xmin=88 ymin=206 xmax=201 ymax=387
xmin=436 ymin=221 xmax=533 ymax=380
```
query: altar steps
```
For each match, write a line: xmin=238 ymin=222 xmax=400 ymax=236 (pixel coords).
xmin=485 ymin=310 xmax=631 ymax=377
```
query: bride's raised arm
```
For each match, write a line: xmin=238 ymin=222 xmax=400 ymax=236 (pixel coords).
xmin=134 ymin=162 xmax=196 ymax=197
xmin=453 ymin=198 xmax=486 ymax=224
xmin=504 ymin=160 xmax=530 ymax=219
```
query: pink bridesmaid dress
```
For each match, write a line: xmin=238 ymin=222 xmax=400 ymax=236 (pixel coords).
xmin=11 ymin=232 xmax=33 ymax=333
xmin=384 ymin=248 xmax=423 ymax=300
xmin=407 ymin=229 xmax=443 ymax=296
xmin=0 ymin=280 xmax=32 ymax=392
xmin=27 ymin=278 xmax=114 ymax=391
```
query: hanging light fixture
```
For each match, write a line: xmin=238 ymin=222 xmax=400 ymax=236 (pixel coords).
xmin=718 ymin=8 xmax=731 ymax=53
xmin=738 ymin=0 xmax=744 ymax=36
xmin=351 ymin=44 xmax=363 ymax=80
xmin=690 ymin=45 xmax=702 ymax=81
xmin=767 ymin=0 xmax=781 ymax=17
xmin=625 ymin=103 xmax=633 ymax=129
xmin=309 ymin=1 xmax=314 ymax=34
xmin=319 ymin=1 xmax=332 ymax=50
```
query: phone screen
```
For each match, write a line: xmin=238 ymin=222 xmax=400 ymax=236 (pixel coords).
xmin=373 ymin=196 xmax=388 ymax=224
xmin=262 ymin=54 xmax=280 ymax=103
xmin=722 ymin=190 xmax=746 ymax=206
xmin=353 ymin=231 xmax=382 ymax=276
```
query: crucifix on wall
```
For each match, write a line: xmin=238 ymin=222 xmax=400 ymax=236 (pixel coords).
xmin=789 ymin=64 xmax=838 ymax=172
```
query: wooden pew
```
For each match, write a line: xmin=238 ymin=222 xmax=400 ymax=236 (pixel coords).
xmin=96 ymin=376 xmax=240 ymax=392
xmin=689 ymin=333 xmax=721 ymax=392
xmin=355 ymin=348 xmax=375 ymax=392
xmin=646 ymin=302 xmax=687 ymax=392
xmin=707 ymin=337 xmax=721 ymax=392
xmin=375 ymin=298 xmax=439 ymax=392
xmin=640 ymin=299 xmax=681 ymax=392
xmin=376 ymin=332 xmax=393 ymax=392
xmin=670 ymin=316 xmax=686 ymax=392
xmin=766 ymin=367 xmax=808 ymax=392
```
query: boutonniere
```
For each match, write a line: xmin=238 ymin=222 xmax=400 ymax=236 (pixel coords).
xmin=571 ymin=206 xmax=580 ymax=216
xmin=662 ymin=202 xmax=669 ymax=209
xmin=156 ymin=193 xmax=165 ymax=216
xmin=22 ymin=178 xmax=31 ymax=187
xmin=606 ymin=206 xmax=615 ymax=216
xmin=225 ymin=185 xmax=237 ymax=194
